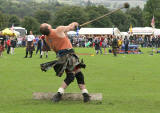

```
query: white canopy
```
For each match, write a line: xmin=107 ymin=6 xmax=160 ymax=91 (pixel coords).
xmin=79 ymin=28 xmax=121 ymax=36
xmin=121 ymin=32 xmax=128 ymax=36
xmin=67 ymin=31 xmax=77 ymax=35
xmin=154 ymin=29 xmax=160 ymax=36
xmin=13 ymin=30 xmax=20 ymax=37
xmin=129 ymin=27 xmax=154 ymax=35
xmin=121 ymin=32 xmax=129 ymax=39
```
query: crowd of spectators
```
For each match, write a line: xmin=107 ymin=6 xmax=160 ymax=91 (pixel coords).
xmin=1 ymin=32 xmax=160 ymax=56
xmin=69 ymin=34 xmax=160 ymax=48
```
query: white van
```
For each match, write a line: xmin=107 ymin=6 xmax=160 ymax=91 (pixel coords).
xmin=14 ymin=27 xmax=27 ymax=36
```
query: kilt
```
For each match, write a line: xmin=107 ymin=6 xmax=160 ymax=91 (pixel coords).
xmin=42 ymin=44 xmax=50 ymax=51
xmin=26 ymin=41 xmax=35 ymax=51
xmin=0 ymin=45 xmax=4 ymax=52
xmin=40 ymin=49 xmax=86 ymax=77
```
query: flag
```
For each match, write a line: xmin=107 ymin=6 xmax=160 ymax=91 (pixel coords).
xmin=76 ymin=26 xmax=79 ymax=36
xmin=151 ymin=16 xmax=155 ymax=28
xmin=129 ymin=24 xmax=132 ymax=33
xmin=10 ymin=24 xmax=14 ymax=31
xmin=113 ymin=26 xmax=114 ymax=35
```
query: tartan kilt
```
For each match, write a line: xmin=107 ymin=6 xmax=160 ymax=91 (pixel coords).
xmin=26 ymin=41 xmax=35 ymax=51
xmin=40 ymin=52 xmax=86 ymax=77
xmin=42 ymin=44 xmax=50 ymax=51
xmin=0 ymin=45 xmax=4 ymax=52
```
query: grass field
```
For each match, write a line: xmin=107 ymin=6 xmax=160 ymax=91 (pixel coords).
xmin=0 ymin=47 xmax=160 ymax=113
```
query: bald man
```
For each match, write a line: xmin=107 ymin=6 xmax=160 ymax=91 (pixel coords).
xmin=40 ymin=22 xmax=90 ymax=103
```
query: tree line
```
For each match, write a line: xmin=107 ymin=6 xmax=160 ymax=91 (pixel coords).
xmin=0 ymin=0 xmax=159 ymax=34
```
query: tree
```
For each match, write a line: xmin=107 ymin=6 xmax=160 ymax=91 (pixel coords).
xmin=52 ymin=6 xmax=89 ymax=28
xmin=143 ymin=0 xmax=160 ymax=28
xmin=34 ymin=10 xmax=51 ymax=24
xmin=0 ymin=12 xmax=9 ymax=30
xmin=110 ymin=11 xmax=131 ymax=31
xmin=126 ymin=6 xmax=144 ymax=27
xmin=85 ymin=5 xmax=112 ymax=27
xmin=21 ymin=16 xmax=40 ymax=34
xmin=8 ymin=15 xmax=20 ymax=27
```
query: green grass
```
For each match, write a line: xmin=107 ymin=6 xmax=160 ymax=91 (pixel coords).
xmin=0 ymin=47 xmax=160 ymax=113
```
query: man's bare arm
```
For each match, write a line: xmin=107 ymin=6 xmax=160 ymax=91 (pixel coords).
xmin=56 ymin=22 xmax=79 ymax=33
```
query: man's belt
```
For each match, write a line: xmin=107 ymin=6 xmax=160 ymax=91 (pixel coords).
xmin=57 ymin=49 xmax=74 ymax=57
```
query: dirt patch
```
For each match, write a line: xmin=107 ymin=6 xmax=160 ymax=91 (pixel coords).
xmin=76 ymin=53 xmax=92 ymax=55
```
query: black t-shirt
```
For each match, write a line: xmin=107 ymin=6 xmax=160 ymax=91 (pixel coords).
xmin=37 ymin=40 xmax=42 ymax=47
xmin=112 ymin=38 xmax=118 ymax=47
xmin=11 ymin=40 xmax=16 ymax=48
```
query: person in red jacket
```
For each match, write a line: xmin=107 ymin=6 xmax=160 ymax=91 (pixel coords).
xmin=6 ymin=39 xmax=11 ymax=54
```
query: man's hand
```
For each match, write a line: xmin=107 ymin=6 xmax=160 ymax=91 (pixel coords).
xmin=69 ymin=22 xmax=79 ymax=30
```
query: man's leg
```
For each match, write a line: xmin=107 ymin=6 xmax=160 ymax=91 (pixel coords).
xmin=52 ymin=72 xmax=75 ymax=102
xmin=11 ymin=47 xmax=13 ymax=55
xmin=29 ymin=50 xmax=33 ymax=58
xmin=7 ymin=46 xmax=10 ymax=54
xmin=75 ymin=69 xmax=90 ymax=102
xmin=40 ymin=47 xmax=42 ymax=54
xmin=100 ymin=47 xmax=102 ymax=54
xmin=96 ymin=50 xmax=99 ymax=54
xmin=36 ymin=47 xmax=39 ymax=54
xmin=24 ymin=48 xmax=28 ymax=58
xmin=40 ymin=51 xmax=43 ymax=58
xmin=46 ymin=51 xmax=48 ymax=58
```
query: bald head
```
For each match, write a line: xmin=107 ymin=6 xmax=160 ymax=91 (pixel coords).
xmin=40 ymin=23 xmax=52 ymax=36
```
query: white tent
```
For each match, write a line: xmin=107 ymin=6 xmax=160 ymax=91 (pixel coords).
xmin=121 ymin=32 xmax=128 ymax=36
xmin=121 ymin=32 xmax=129 ymax=39
xmin=129 ymin=27 xmax=154 ymax=35
xmin=154 ymin=29 xmax=160 ymax=36
xmin=67 ymin=31 xmax=77 ymax=35
xmin=79 ymin=28 xmax=121 ymax=36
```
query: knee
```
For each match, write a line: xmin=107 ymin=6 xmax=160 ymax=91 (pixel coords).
xmin=75 ymin=71 xmax=85 ymax=84
xmin=64 ymin=73 xmax=75 ymax=86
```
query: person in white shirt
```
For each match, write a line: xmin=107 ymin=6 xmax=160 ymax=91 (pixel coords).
xmin=24 ymin=31 xmax=35 ymax=58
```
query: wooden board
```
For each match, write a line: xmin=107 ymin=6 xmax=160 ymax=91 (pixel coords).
xmin=33 ymin=92 xmax=102 ymax=101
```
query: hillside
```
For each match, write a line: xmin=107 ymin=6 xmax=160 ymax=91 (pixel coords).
xmin=12 ymin=0 xmax=147 ymax=9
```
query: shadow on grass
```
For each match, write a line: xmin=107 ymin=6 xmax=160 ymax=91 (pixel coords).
xmin=18 ymin=99 xmax=103 ymax=106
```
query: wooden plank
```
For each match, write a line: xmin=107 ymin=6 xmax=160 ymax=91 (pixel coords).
xmin=33 ymin=92 xmax=102 ymax=101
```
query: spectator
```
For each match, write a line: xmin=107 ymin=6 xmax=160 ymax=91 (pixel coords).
xmin=124 ymin=36 xmax=129 ymax=54
xmin=40 ymin=35 xmax=50 ymax=58
xmin=112 ymin=36 xmax=118 ymax=56
xmin=36 ymin=36 xmax=42 ymax=55
xmin=6 ymin=38 xmax=11 ymax=54
xmin=24 ymin=31 xmax=35 ymax=58
xmin=102 ymin=38 xmax=108 ymax=54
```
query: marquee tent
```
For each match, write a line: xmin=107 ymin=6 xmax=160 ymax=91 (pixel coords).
xmin=67 ymin=31 xmax=77 ymax=35
xmin=128 ymin=27 xmax=154 ymax=35
xmin=79 ymin=28 xmax=121 ymax=36
xmin=154 ymin=29 xmax=160 ymax=36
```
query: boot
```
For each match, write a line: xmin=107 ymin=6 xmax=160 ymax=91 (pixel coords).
xmin=52 ymin=92 xmax=62 ymax=102
xmin=82 ymin=93 xmax=90 ymax=103
xmin=24 ymin=51 xmax=28 ymax=58
xmin=40 ymin=55 xmax=42 ymax=58
xmin=29 ymin=53 xmax=32 ymax=58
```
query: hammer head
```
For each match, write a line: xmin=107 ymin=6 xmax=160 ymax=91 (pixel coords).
xmin=124 ymin=3 xmax=130 ymax=9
